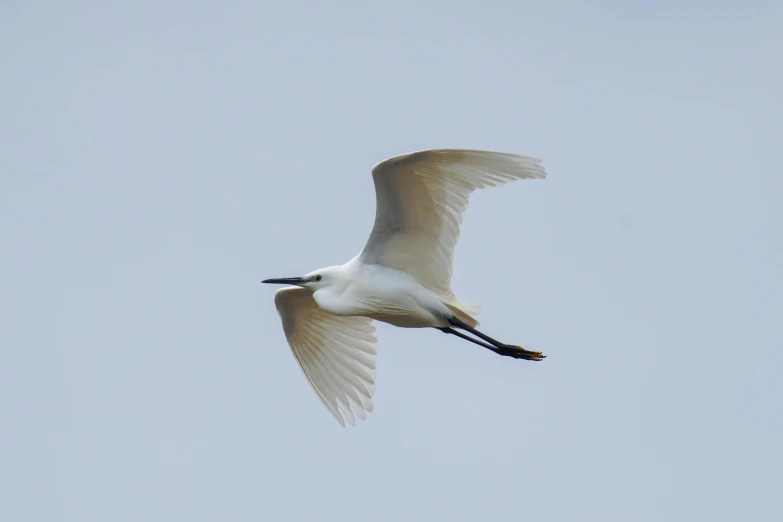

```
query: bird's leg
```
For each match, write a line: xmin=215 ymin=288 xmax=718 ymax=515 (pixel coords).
xmin=445 ymin=317 xmax=545 ymax=361
xmin=437 ymin=327 xmax=507 ymax=355
xmin=437 ymin=327 xmax=544 ymax=361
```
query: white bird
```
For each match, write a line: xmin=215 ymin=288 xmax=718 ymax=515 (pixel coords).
xmin=263 ymin=149 xmax=546 ymax=426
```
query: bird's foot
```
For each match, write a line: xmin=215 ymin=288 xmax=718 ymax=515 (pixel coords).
xmin=498 ymin=344 xmax=546 ymax=361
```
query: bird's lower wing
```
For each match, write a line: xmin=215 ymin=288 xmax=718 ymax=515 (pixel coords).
xmin=360 ymin=149 xmax=546 ymax=298
xmin=273 ymin=287 xmax=378 ymax=427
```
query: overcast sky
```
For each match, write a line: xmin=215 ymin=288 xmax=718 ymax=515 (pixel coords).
xmin=2 ymin=1 xmax=781 ymax=521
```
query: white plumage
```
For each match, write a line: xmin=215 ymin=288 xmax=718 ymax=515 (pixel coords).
xmin=274 ymin=287 xmax=377 ymax=427
xmin=265 ymin=149 xmax=547 ymax=426
xmin=364 ymin=149 xmax=545 ymax=306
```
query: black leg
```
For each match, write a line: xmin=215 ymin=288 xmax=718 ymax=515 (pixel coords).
xmin=443 ymin=318 xmax=545 ymax=361
xmin=448 ymin=317 xmax=506 ymax=348
xmin=438 ymin=327 xmax=506 ymax=355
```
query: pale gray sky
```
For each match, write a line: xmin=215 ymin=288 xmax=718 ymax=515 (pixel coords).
xmin=2 ymin=1 xmax=781 ymax=521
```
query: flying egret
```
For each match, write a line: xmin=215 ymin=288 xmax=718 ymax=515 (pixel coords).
xmin=263 ymin=149 xmax=546 ymax=426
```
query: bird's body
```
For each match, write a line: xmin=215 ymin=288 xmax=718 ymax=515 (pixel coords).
xmin=264 ymin=149 xmax=547 ymax=426
xmin=308 ymin=259 xmax=455 ymax=328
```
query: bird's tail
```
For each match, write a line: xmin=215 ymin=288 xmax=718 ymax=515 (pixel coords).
xmin=443 ymin=296 xmax=482 ymax=328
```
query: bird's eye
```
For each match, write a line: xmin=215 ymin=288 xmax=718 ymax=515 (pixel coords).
xmin=314 ymin=275 xmax=322 ymax=282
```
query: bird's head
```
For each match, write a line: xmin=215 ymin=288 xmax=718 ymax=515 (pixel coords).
xmin=262 ymin=266 xmax=340 ymax=290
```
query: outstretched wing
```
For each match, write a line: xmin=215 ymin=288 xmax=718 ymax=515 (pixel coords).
xmin=273 ymin=287 xmax=378 ymax=427
xmin=360 ymin=149 xmax=546 ymax=298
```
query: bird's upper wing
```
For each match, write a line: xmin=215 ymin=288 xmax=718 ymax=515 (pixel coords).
xmin=273 ymin=287 xmax=378 ymax=427
xmin=360 ymin=149 xmax=546 ymax=297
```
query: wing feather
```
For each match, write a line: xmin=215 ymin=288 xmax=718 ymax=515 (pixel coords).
xmin=360 ymin=149 xmax=546 ymax=301
xmin=274 ymin=287 xmax=378 ymax=427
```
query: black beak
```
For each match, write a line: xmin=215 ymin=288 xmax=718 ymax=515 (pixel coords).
xmin=262 ymin=277 xmax=308 ymax=285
